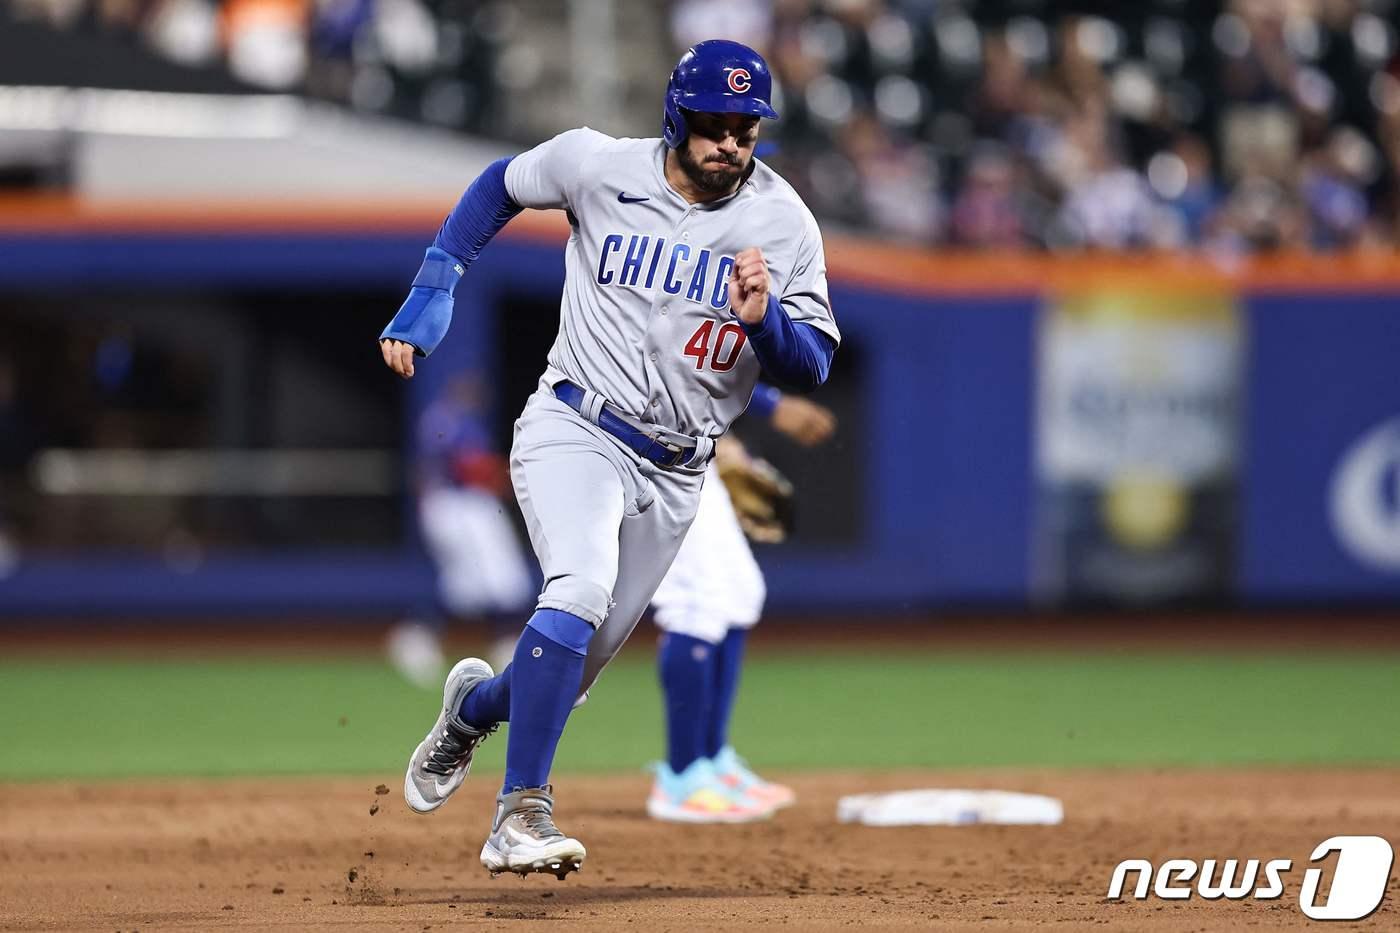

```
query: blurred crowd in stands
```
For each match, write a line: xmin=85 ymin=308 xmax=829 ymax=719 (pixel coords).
xmin=7 ymin=0 xmax=511 ymax=130
xmin=674 ymin=0 xmax=1400 ymax=253
xmin=11 ymin=0 xmax=1400 ymax=253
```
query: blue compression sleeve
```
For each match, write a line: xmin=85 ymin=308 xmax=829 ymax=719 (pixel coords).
xmin=739 ymin=295 xmax=836 ymax=391
xmin=379 ymin=157 xmax=521 ymax=356
xmin=433 ymin=156 xmax=522 ymax=263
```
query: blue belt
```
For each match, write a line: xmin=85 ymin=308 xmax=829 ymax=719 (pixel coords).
xmin=553 ymin=381 xmax=700 ymax=469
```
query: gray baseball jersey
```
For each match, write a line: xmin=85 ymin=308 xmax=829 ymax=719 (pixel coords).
xmin=501 ymin=128 xmax=836 ymax=695
xmin=504 ymin=127 xmax=840 ymax=438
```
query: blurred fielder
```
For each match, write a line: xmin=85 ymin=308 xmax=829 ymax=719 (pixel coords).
xmin=386 ymin=374 xmax=532 ymax=688
xmin=647 ymin=385 xmax=835 ymax=823
xmin=378 ymin=39 xmax=838 ymax=878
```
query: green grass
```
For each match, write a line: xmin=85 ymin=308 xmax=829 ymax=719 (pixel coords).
xmin=2 ymin=649 xmax=1398 ymax=780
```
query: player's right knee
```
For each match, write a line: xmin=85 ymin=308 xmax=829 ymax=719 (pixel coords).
xmin=537 ymin=575 xmax=612 ymax=628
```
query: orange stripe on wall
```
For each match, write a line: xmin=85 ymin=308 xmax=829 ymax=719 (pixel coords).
xmin=2 ymin=195 xmax=1399 ymax=293
xmin=0 ymin=195 xmax=560 ymax=238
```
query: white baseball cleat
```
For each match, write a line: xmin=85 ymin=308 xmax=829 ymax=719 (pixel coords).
xmin=480 ymin=785 xmax=586 ymax=880
xmin=646 ymin=757 xmax=776 ymax=824
xmin=403 ymin=658 xmax=496 ymax=813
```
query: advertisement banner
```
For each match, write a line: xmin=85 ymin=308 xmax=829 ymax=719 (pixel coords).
xmin=1034 ymin=289 xmax=1243 ymax=605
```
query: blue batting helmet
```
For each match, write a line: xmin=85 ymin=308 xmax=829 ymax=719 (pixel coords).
xmin=663 ymin=39 xmax=779 ymax=149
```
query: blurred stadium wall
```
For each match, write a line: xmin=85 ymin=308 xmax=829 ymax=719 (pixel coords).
xmin=1 ymin=1 xmax=1399 ymax=618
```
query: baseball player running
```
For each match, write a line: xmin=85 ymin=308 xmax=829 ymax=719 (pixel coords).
xmin=379 ymin=39 xmax=839 ymax=879
xmin=647 ymin=386 xmax=835 ymax=823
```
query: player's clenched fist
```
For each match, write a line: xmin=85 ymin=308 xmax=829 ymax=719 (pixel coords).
xmin=728 ymin=247 xmax=771 ymax=326
xmin=380 ymin=338 xmax=417 ymax=379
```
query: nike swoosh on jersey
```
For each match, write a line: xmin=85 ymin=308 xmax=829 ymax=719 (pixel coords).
xmin=617 ymin=192 xmax=650 ymax=203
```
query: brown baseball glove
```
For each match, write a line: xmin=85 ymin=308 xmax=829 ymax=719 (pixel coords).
xmin=717 ymin=440 xmax=795 ymax=543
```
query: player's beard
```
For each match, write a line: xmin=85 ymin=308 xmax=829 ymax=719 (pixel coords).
xmin=677 ymin=143 xmax=745 ymax=194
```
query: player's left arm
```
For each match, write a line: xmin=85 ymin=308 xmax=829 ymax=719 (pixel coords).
xmin=729 ymin=214 xmax=840 ymax=391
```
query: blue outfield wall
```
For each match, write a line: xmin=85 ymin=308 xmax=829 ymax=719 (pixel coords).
xmin=1 ymin=230 xmax=1397 ymax=613
xmin=1242 ymin=295 xmax=1400 ymax=601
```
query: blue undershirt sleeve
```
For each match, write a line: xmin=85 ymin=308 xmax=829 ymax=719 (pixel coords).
xmin=738 ymin=295 xmax=836 ymax=391
xmin=433 ymin=156 xmax=522 ymax=262
xmin=380 ymin=156 xmax=521 ymax=356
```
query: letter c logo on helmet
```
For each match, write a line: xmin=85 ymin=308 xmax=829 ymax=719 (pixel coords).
xmin=663 ymin=39 xmax=779 ymax=149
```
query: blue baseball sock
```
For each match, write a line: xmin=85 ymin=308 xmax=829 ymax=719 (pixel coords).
xmin=500 ymin=609 xmax=594 ymax=793
xmin=459 ymin=661 xmax=512 ymax=727
xmin=658 ymin=632 xmax=716 ymax=774
xmin=705 ymin=627 xmax=748 ymax=759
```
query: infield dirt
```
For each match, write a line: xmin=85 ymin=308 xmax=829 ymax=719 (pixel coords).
xmin=3 ymin=768 xmax=1397 ymax=931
